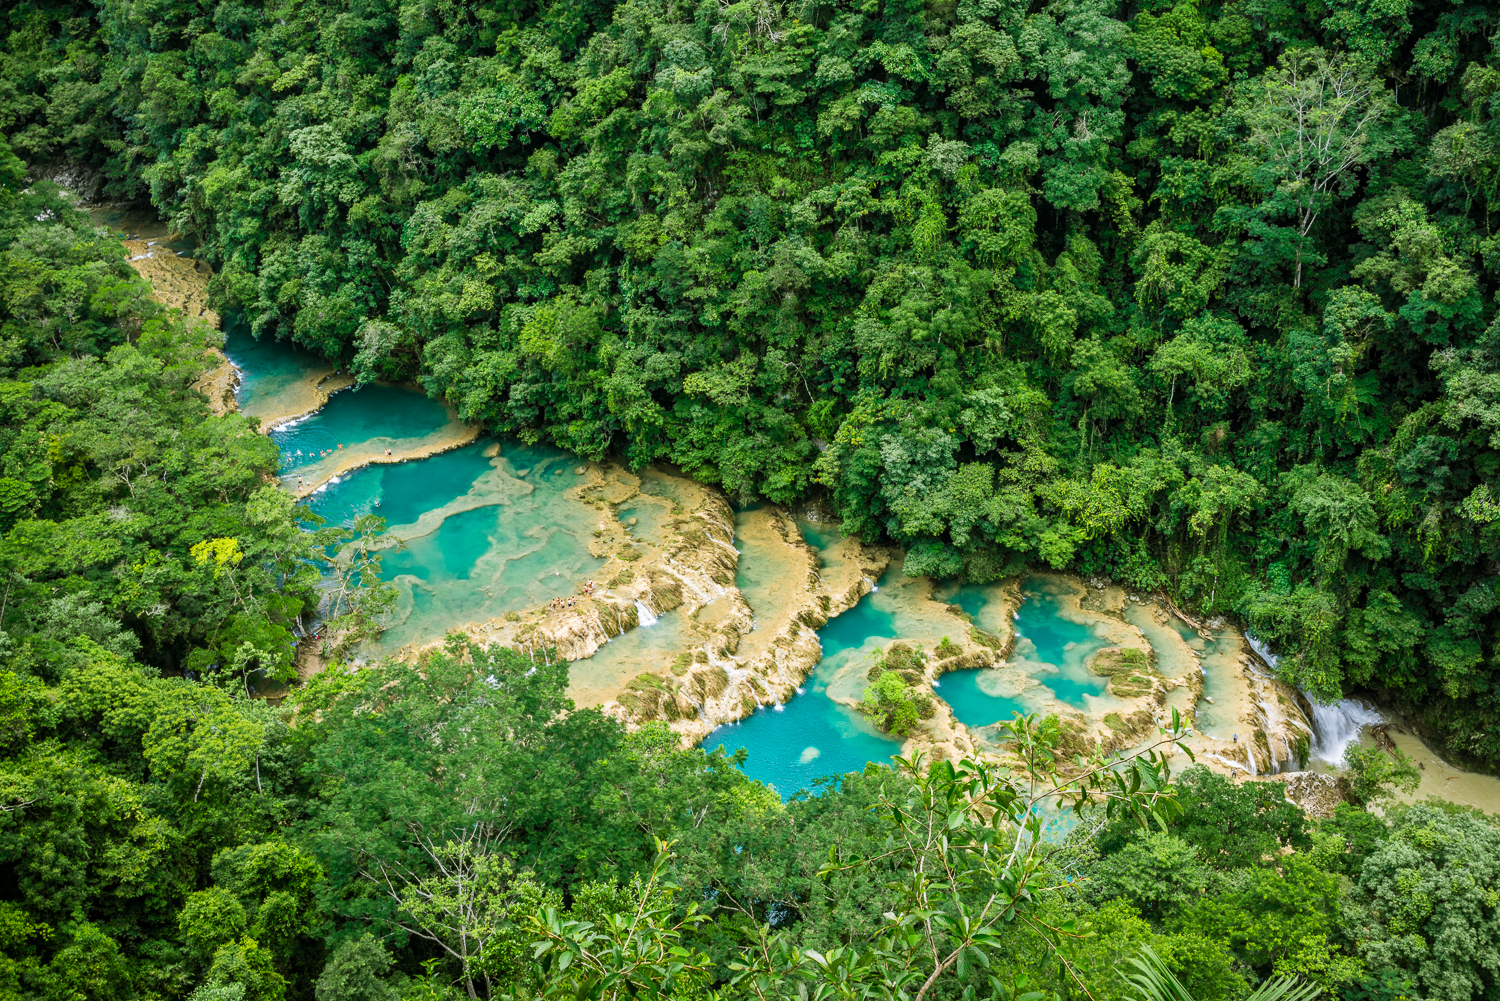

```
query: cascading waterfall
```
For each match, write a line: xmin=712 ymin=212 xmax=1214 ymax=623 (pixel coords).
xmin=1245 ymin=634 xmax=1277 ymax=668
xmin=1306 ymin=699 xmax=1385 ymax=765
xmin=1253 ymin=695 xmax=1305 ymax=772
xmin=634 ymin=600 xmax=659 ymax=627
xmin=1249 ymin=633 xmax=1382 ymax=767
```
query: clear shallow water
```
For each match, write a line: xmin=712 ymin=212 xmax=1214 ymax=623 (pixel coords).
xmin=734 ymin=505 xmax=806 ymax=642
xmin=938 ymin=578 xmax=1110 ymax=728
xmin=615 ymin=502 xmax=670 ymax=545
xmin=1135 ymin=608 xmax=1240 ymax=738
xmin=1189 ymin=631 xmax=1243 ymax=739
xmin=85 ymin=203 xmax=186 ymax=245
xmin=943 ymin=582 xmax=1011 ymax=636
xmin=704 ymin=520 xmax=910 ymax=797
xmin=702 ymin=581 xmax=901 ymax=798
xmin=570 ymin=607 xmax=693 ymax=706
xmin=306 ymin=441 xmax=604 ymax=653
xmin=711 ymin=569 xmax=1139 ymax=795
xmin=222 ymin=320 xmax=334 ymax=424
xmin=272 ymin=384 xmax=454 ymax=476
xmin=795 ymin=519 xmax=840 ymax=552
xmin=638 ymin=469 xmax=693 ymax=507
xmin=1007 ymin=579 xmax=1111 ymax=706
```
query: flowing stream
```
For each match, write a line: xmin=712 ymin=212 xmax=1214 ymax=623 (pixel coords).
xmin=106 ymin=203 xmax=1500 ymax=811
xmin=1251 ymin=636 xmax=1500 ymax=811
xmin=225 ymin=324 xmax=1500 ymax=811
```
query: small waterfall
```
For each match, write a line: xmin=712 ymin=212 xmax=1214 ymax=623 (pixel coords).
xmin=1201 ymin=751 xmax=1251 ymax=775
xmin=634 ymin=600 xmax=658 ymax=627
xmin=1246 ymin=633 xmax=1374 ymax=771
xmin=1245 ymin=633 xmax=1278 ymax=669
xmin=1307 ymin=699 xmax=1384 ymax=765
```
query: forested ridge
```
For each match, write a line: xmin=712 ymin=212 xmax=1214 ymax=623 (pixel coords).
xmin=8 ymin=0 xmax=1500 ymax=760
xmin=8 ymin=0 xmax=1500 ymax=997
xmin=0 ymin=214 xmax=1465 ymax=1001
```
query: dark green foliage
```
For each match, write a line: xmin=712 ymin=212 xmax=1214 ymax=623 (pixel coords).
xmin=1316 ymin=804 xmax=1392 ymax=878
xmin=314 ymin=936 xmax=398 ymax=1001
xmin=1173 ymin=853 xmax=1352 ymax=985
xmin=1087 ymin=831 xmax=1216 ymax=924
xmin=857 ymin=644 xmax=934 ymax=734
xmin=1343 ymin=804 xmax=1500 ymax=1001
xmin=8 ymin=0 xmax=1500 ymax=759
xmin=6 ymin=0 xmax=1500 ymax=997
xmin=41 ymin=1 xmax=1500 ymax=742
xmin=1100 ymin=766 xmax=1310 ymax=868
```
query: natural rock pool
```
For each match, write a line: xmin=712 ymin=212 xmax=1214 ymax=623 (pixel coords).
xmin=224 ymin=321 xmax=350 ymax=429
xmin=218 ymin=327 xmax=1471 ymax=806
xmin=304 ymin=442 xmax=604 ymax=657
xmin=110 ymin=207 xmax=1500 ymax=814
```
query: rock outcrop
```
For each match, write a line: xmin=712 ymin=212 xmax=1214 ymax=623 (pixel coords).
xmin=109 ymin=227 xmax=241 ymax=417
xmin=585 ymin=502 xmax=897 ymax=745
xmin=1267 ymin=771 xmax=1349 ymax=819
xmin=390 ymin=466 xmax=752 ymax=714
xmin=659 ymin=507 xmax=891 ymax=744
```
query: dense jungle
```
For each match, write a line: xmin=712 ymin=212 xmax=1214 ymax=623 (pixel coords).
xmin=6 ymin=0 xmax=1500 ymax=996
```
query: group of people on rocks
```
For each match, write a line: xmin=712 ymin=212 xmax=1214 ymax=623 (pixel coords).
xmin=546 ymin=580 xmax=599 ymax=613
xmin=286 ymin=443 xmax=396 ymax=492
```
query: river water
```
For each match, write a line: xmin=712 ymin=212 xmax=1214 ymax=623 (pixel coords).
xmin=91 ymin=197 xmax=1500 ymax=812
xmin=222 ymin=319 xmax=1500 ymax=810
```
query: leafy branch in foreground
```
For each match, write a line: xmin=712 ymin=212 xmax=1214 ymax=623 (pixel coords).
xmin=529 ymin=841 xmax=714 ymax=1001
xmin=306 ymin=512 xmax=406 ymax=653
xmin=1123 ymin=944 xmax=1322 ymax=1001
xmin=726 ymin=712 xmax=1194 ymax=1001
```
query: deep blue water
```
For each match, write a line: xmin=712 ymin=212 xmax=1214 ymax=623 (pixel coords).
xmin=939 ymin=669 xmax=1027 ymax=730
xmin=702 ymin=532 xmax=902 ymax=797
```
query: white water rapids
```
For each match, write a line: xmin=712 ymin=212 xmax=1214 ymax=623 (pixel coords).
xmin=1246 ymin=633 xmax=1384 ymax=767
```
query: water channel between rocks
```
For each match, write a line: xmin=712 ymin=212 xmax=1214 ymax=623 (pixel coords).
xmin=96 ymin=198 xmax=1500 ymax=814
xmin=218 ymin=326 xmax=1500 ymax=813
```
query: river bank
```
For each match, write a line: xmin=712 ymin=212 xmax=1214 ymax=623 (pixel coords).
xmin=92 ymin=195 xmax=1498 ymax=816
